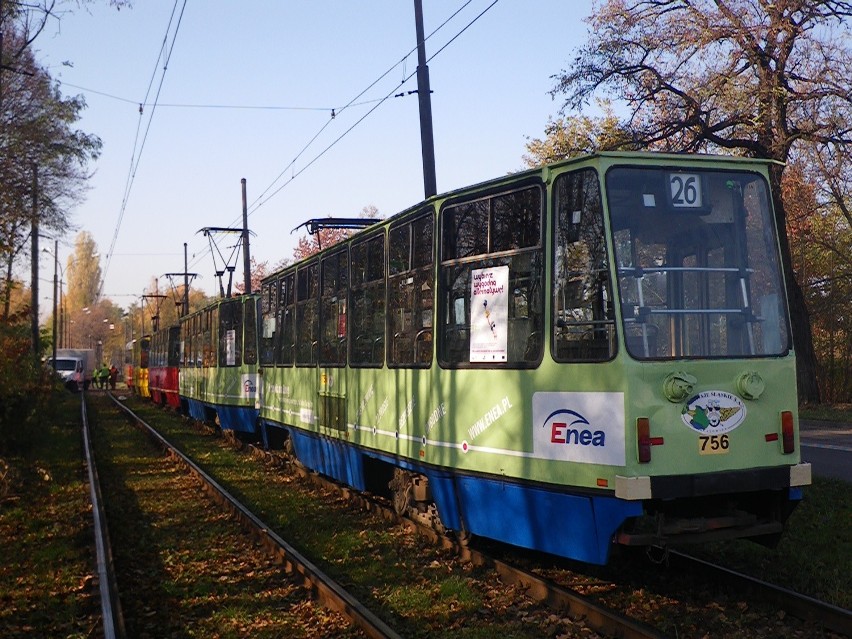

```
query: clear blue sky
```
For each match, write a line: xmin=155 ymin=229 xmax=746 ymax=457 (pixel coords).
xmin=35 ymin=0 xmax=595 ymax=305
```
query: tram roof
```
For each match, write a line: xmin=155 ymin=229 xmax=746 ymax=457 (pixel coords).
xmin=262 ymin=151 xmax=779 ymax=284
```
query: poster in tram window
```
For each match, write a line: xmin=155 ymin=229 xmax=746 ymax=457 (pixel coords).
xmin=225 ymin=329 xmax=236 ymax=365
xmin=470 ymin=265 xmax=509 ymax=362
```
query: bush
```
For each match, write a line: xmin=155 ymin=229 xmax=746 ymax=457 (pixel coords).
xmin=0 ymin=311 xmax=60 ymax=455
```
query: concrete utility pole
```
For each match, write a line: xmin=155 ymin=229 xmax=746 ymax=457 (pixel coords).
xmin=241 ymin=178 xmax=252 ymax=294
xmin=413 ymin=0 xmax=437 ymax=199
xmin=183 ymin=243 xmax=189 ymax=317
xmin=30 ymin=164 xmax=39 ymax=364
xmin=52 ymin=239 xmax=58 ymax=367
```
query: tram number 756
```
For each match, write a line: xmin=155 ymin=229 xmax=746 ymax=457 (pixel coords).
xmin=698 ymin=434 xmax=730 ymax=455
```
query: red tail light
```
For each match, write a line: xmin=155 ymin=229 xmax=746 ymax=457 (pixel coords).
xmin=637 ymin=417 xmax=651 ymax=463
xmin=781 ymin=411 xmax=795 ymax=454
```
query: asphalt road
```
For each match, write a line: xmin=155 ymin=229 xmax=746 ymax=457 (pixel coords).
xmin=800 ymin=420 xmax=852 ymax=483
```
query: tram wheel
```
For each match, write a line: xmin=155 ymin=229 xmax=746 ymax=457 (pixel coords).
xmin=389 ymin=468 xmax=414 ymax=516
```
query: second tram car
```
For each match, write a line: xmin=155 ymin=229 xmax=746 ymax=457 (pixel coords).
xmin=149 ymin=325 xmax=182 ymax=409
xmin=179 ymin=295 xmax=260 ymax=434
xmin=256 ymin=151 xmax=811 ymax=565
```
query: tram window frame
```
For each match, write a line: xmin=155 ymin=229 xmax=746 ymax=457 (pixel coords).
xmin=202 ymin=310 xmax=211 ymax=367
xmin=185 ymin=316 xmax=193 ymax=368
xmin=296 ymin=261 xmax=319 ymax=366
xmin=260 ymin=280 xmax=276 ymax=367
xmin=140 ymin=337 xmax=150 ymax=369
xmin=179 ymin=321 xmax=186 ymax=368
xmin=218 ymin=299 xmax=243 ymax=367
xmin=350 ymin=231 xmax=386 ymax=367
xmin=244 ymin=296 xmax=258 ymax=365
xmin=388 ymin=210 xmax=434 ymax=368
xmin=438 ymin=182 xmax=544 ymax=369
xmin=551 ymin=168 xmax=617 ymax=363
xmin=277 ymin=272 xmax=296 ymax=366
xmin=193 ymin=314 xmax=201 ymax=367
xmin=167 ymin=326 xmax=181 ymax=367
xmin=320 ymin=248 xmax=349 ymax=367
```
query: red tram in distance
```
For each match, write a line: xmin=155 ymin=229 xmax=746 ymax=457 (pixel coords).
xmin=149 ymin=325 xmax=181 ymax=409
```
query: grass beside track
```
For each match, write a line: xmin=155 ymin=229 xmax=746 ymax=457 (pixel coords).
xmin=89 ymin=392 xmax=363 ymax=638
xmin=120 ymin=395 xmax=585 ymax=639
xmin=0 ymin=391 xmax=98 ymax=638
xmin=1 ymin=391 xmax=849 ymax=638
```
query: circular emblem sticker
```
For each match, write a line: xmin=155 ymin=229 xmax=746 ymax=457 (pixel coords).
xmin=681 ymin=391 xmax=746 ymax=435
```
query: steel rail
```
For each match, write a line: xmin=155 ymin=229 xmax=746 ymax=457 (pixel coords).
xmin=669 ymin=550 xmax=852 ymax=637
xmin=106 ymin=393 xmax=400 ymax=639
xmin=81 ymin=391 xmax=126 ymax=639
xmin=292 ymin=459 xmax=668 ymax=639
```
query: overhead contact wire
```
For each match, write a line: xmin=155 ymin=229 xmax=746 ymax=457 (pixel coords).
xmin=98 ymin=0 xmax=189 ymax=300
xmin=187 ymin=0 xmax=498 ymax=276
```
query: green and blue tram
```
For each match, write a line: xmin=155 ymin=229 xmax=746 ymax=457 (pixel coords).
xmin=179 ymin=294 xmax=260 ymax=434
xmin=258 ymin=152 xmax=811 ymax=564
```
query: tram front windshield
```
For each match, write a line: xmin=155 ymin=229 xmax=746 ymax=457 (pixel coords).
xmin=606 ymin=166 xmax=789 ymax=360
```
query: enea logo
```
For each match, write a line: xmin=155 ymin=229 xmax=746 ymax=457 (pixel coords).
xmin=681 ymin=391 xmax=746 ymax=435
xmin=241 ymin=374 xmax=257 ymax=398
xmin=532 ymin=392 xmax=625 ymax=466
xmin=543 ymin=409 xmax=606 ymax=447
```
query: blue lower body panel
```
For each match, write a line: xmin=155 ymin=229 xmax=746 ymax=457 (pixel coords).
xmin=186 ymin=398 xmax=257 ymax=434
xmin=186 ymin=398 xmax=206 ymax=421
xmin=216 ymin=404 xmax=258 ymax=434
xmin=267 ymin=422 xmax=643 ymax=565
xmin=449 ymin=475 xmax=643 ymax=564
xmin=288 ymin=428 xmax=366 ymax=489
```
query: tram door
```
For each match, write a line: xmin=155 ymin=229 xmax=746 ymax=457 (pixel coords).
xmin=318 ymin=250 xmax=348 ymax=434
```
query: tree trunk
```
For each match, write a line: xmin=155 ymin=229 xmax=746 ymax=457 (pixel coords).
xmin=769 ymin=165 xmax=821 ymax=405
xmin=3 ymin=252 xmax=12 ymax=320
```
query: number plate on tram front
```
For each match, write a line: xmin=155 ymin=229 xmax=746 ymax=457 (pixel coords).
xmin=698 ymin=434 xmax=730 ymax=455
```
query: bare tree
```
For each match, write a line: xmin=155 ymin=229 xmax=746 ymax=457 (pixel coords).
xmin=552 ymin=0 xmax=852 ymax=403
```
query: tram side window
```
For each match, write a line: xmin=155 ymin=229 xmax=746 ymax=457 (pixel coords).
xmin=244 ymin=297 xmax=258 ymax=365
xmin=260 ymin=280 xmax=276 ymax=366
xmin=296 ymin=262 xmax=319 ymax=365
xmin=168 ymin=326 xmax=181 ymax=367
xmin=140 ymin=337 xmax=150 ymax=369
xmin=209 ymin=308 xmax=219 ymax=367
xmin=278 ymin=273 xmax=296 ymax=366
xmin=186 ymin=318 xmax=193 ymax=368
xmin=150 ymin=333 xmax=159 ymax=367
xmin=350 ymin=233 xmax=386 ymax=367
xmin=439 ymin=185 xmax=543 ymax=368
xmin=202 ymin=311 xmax=211 ymax=367
xmin=219 ymin=300 xmax=243 ymax=367
xmin=389 ymin=211 xmax=434 ymax=367
xmin=552 ymin=169 xmax=616 ymax=362
xmin=193 ymin=315 xmax=201 ymax=367
xmin=320 ymin=249 xmax=348 ymax=367
xmin=178 ymin=321 xmax=189 ymax=368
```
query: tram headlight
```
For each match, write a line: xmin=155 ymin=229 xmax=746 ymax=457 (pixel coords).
xmin=736 ymin=371 xmax=765 ymax=400
xmin=663 ymin=371 xmax=696 ymax=403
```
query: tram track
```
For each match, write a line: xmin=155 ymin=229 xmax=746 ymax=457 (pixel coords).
xmin=290 ymin=455 xmax=668 ymax=639
xmin=80 ymin=390 xmax=125 ymax=639
xmin=103 ymin=392 xmax=398 ymax=639
xmin=666 ymin=550 xmax=852 ymax=637
xmin=241 ymin=437 xmax=852 ymax=639
xmin=108 ymin=394 xmax=673 ymax=638
xmin=101 ymin=394 xmax=850 ymax=638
